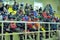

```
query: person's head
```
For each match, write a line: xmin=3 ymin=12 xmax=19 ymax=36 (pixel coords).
xmin=48 ymin=4 xmax=51 ymax=7
xmin=33 ymin=17 xmax=38 ymax=22
xmin=52 ymin=18 xmax=56 ymax=22
xmin=20 ymin=5 xmax=22 ymax=9
xmin=1 ymin=11 xmax=4 ymax=14
xmin=39 ymin=7 xmax=42 ymax=11
xmin=10 ymin=18 xmax=14 ymax=21
xmin=26 ymin=3 xmax=29 ymax=7
xmin=19 ymin=9 xmax=23 ymax=15
xmin=29 ymin=4 xmax=33 ymax=9
xmin=30 ymin=4 xmax=32 ymax=7
xmin=5 ymin=4 xmax=9 ymax=9
xmin=28 ymin=17 xmax=31 ymax=21
xmin=47 ymin=4 xmax=52 ymax=8
xmin=3 ymin=16 xmax=8 ymax=21
xmin=10 ymin=12 xmax=12 ymax=15
xmin=26 ymin=3 xmax=28 ymax=6
xmin=36 ymin=10 xmax=38 ymax=12
xmin=30 ymin=8 xmax=33 ymax=12
xmin=29 ymin=4 xmax=32 ymax=8
xmin=43 ymin=9 xmax=46 ymax=12
xmin=20 ymin=3 xmax=24 ymax=7
xmin=14 ymin=1 xmax=17 ymax=5
xmin=53 ymin=11 xmax=56 ymax=13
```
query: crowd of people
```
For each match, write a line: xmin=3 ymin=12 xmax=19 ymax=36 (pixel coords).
xmin=0 ymin=1 xmax=60 ymax=40
xmin=0 ymin=1 xmax=60 ymax=22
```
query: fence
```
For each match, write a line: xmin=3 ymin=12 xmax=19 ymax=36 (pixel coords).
xmin=0 ymin=21 xmax=60 ymax=40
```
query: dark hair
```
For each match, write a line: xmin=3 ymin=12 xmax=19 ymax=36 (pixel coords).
xmin=39 ymin=7 xmax=42 ymax=11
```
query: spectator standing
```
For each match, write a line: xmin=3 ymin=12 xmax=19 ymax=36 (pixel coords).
xmin=13 ymin=1 xmax=19 ymax=11
xmin=24 ymin=3 xmax=30 ymax=16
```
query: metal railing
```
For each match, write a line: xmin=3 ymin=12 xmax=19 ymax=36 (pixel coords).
xmin=0 ymin=21 xmax=60 ymax=40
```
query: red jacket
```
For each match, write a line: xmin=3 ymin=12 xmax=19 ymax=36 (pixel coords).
xmin=27 ymin=20 xmax=33 ymax=28
xmin=42 ymin=12 xmax=51 ymax=18
xmin=42 ymin=12 xmax=47 ymax=18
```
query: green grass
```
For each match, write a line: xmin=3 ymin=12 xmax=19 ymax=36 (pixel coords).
xmin=4 ymin=32 xmax=20 ymax=40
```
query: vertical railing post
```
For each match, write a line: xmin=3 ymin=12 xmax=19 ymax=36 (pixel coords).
xmin=37 ymin=23 xmax=40 ymax=40
xmin=43 ymin=23 xmax=45 ymax=39
xmin=57 ymin=24 xmax=59 ymax=39
xmin=2 ymin=22 xmax=3 ymax=40
xmin=57 ymin=23 xmax=59 ymax=31
xmin=25 ymin=23 xmax=27 ymax=40
xmin=49 ymin=23 xmax=50 ymax=40
xmin=58 ymin=23 xmax=60 ymax=40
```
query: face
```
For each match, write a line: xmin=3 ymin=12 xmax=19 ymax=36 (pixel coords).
xmin=29 ymin=18 xmax=31 ymax=21
xmin=10 ymin=18 xmax=14 ymax=21
xmin=52 ymin=19 xmax=56 ymax=22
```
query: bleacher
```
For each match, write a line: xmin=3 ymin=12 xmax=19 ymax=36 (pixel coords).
xmin=0 ymin=0 xmax=60 ymax=40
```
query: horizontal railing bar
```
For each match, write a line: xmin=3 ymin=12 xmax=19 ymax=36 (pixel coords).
xmin=0 ymin=30 xmax=59 ymax=36
xmin=0 ymin=21 xmax=60 ymax=24
xmin=0 ymin=32 xmax=25 ymax=36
